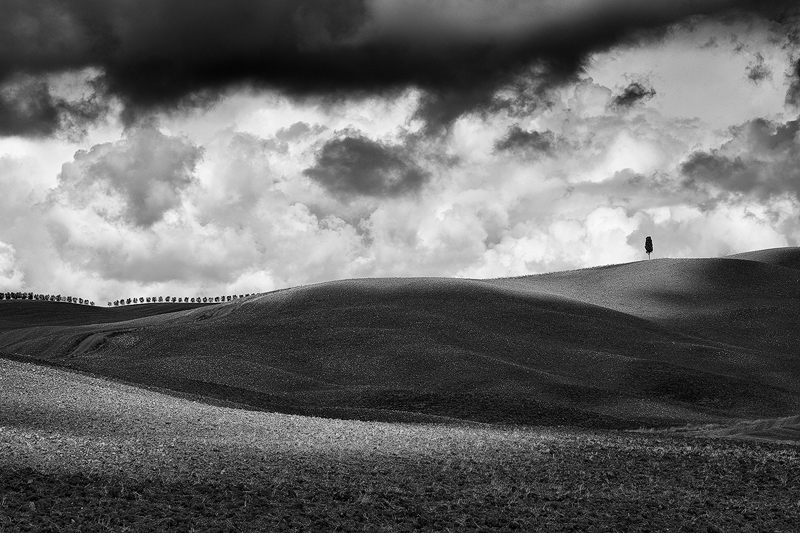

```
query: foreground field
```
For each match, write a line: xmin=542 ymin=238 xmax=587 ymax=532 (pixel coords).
xmin=2 ymin=358 xmax=798 ymax=532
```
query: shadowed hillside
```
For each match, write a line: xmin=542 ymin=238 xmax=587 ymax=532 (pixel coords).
xmin=1 ymin=248 xmax=799 ymax=429
xmin=490 ymin=255 xmax=800 ymax=364
xmin=0 ymin=300 xmax=211 ymax=329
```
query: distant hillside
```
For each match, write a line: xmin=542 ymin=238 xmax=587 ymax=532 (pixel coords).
xmin=727 ymin=246 xmax=800 ymax=272
xmin=1 ymin=247 xmax=799 ymax=429
xmin=0 ymin=300 xmax=212 ymax=330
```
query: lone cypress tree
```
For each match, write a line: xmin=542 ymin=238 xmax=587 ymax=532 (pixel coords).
xmin=645 ymin=236 xmax=653 ymax=259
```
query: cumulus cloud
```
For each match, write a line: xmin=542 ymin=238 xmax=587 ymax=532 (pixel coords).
xmin=0 ymin=156 xmax=46 ymax=230
xmin=494 ymin=126 xmax=556 ymax=155
xmin=30 ymin=125 xmax=371 ymax=296
xmin=1 ymin=0 xmax=796 ymax=135
xmin=303 ymin=132 xmax=429 ymax=198
xmin=0 ymin=241 xmax=25 ymax=290
xmin=629 ymin=203 xmax=792 ymax=259
xmin=199 ymin=131 xmax=285 ymax=217
xmin=458 ymin=206 xmax=642 ymax=278
xmin=44 ymin=207 xmax=261 ymax=286
xmin=51 ymin=127 xmax=203 ymax=227
xmin=680 ymin=117 xmax=800 ymax=200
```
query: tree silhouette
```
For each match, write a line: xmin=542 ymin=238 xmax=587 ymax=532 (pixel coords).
xmin=645 ymin=236 xmax=653 ymax=259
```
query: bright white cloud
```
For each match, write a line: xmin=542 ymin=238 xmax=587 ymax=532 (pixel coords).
xmin=0 ymin=241 xmax=25 ymax=291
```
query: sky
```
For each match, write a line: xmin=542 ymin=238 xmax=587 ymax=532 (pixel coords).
xmin=1 ymin=0 xmax=800 ymax=304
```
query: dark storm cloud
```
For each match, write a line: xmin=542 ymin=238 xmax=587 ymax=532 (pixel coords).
xmin=680 ymin=117 xmax=800 ymax=199
xmin=611 ymin=82 xmax=656 ymax=108
xmin=494 ymin=126 xmax=556 ymax=154
xmin=54 ymin=127 xmax=203 ymax=227
xmin=1 ymin=0 xmax=797 ymax=135
xmin=303 ymin=132 xmax=428 ymax=197
xmin=0 ymin=75 xmax=107 ymax=139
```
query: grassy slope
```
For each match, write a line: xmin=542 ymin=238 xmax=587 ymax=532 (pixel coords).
xmin=727 ymin=246 xmax=800 ymax=271
xmin=1 ymin=248 xmax=799 ymax=429
xmin=2 ymin=358 xmax=798 ymax=532
xmin=0 ymin=300 xmax=211 ymax=329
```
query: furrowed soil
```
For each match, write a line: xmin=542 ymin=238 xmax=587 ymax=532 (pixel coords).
xmin=2 ymin=358 xmax=799 ymax=533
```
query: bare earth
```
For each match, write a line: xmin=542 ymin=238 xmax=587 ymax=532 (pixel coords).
xmin=2 ymin=358 xmax=799 ymax=532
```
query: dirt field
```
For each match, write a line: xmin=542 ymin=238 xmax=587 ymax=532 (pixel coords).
xmin=2 ymin=358 xmax=798 ymax=532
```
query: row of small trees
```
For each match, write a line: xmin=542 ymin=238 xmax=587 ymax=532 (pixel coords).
xmin=108 ymin=294 xmax=258 ymax=306
xmin=0 ymin=290 xmax=259 ymax=308
xmin=0 ymin=292 xmax=95 ymax=306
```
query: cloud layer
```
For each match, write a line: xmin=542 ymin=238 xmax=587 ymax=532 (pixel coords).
xmin=2 ymin=0 xmax=798 ymax=135
xmin=1 ymin=8 xmax=799 ymax=303
xmin=681 ymin=118 xmax=800 ymax=200
xmin=52 ymin=128 xmax=203 ymax=227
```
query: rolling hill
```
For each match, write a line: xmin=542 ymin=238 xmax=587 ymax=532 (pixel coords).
xmin=2 ymin=247 xmax=799 ymax=429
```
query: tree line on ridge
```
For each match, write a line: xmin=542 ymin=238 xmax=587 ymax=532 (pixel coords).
xmin=1 ymin=291 xmax=266 ymax=308
xmin=107 ymin=294 xmax=260 ymax=306
xmin=1 ymin=292 xmax=95 ymax=306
